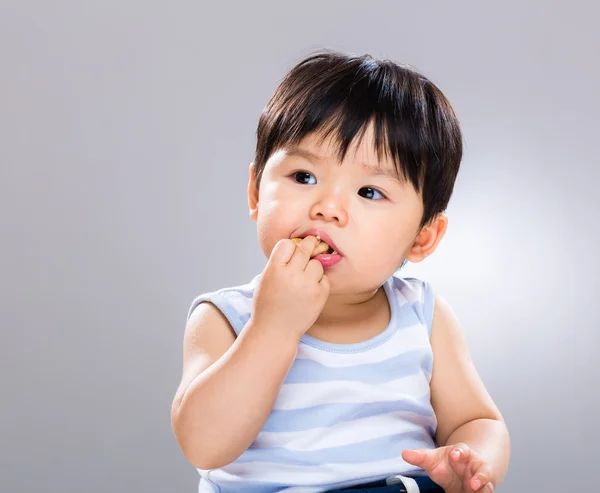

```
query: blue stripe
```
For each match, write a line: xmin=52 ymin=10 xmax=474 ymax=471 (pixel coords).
xmin=239 ymin=312 xmax=251 ymax=327
xmin=238 ymin=430 xmax=436 ymax=465
xmin=284 ymin=349 xmax=427 ymax=384
xmin=401 ymin=301 xmax=424 ymax=329
xmin=262 ymin=400 xmax=435 ymax=433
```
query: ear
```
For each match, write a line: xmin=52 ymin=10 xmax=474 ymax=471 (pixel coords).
xmin=247 ymin=162 xmax=259 ymax=222
xmin=405 ymin=213 xmax=448 ymax=263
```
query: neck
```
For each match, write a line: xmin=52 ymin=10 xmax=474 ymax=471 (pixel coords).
xmin=313 ymin=285 xmax=386 ymax=328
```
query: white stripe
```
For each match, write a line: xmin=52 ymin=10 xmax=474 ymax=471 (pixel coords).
xmin=254 ymin=410 xmax=433 ymax=451
xmin=197 ymin=479 xmax=216 ymax=492
xmin=207 ymin=456 xmax=424 ymax=487
xmin=297 ymin=322 xmax=429 ymax=367
xmin=273 ymin=374 xmax=429 ymax=410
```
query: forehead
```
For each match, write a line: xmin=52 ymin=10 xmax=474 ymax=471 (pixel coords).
xmin=284 ymin=123 xmax=401 ymax=179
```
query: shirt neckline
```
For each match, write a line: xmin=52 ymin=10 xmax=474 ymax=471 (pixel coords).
xmin=299 ymin=276 xmax=400 ymax=353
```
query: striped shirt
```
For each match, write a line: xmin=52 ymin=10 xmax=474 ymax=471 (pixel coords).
xmin=186 ymin=273 xmax=437 ymax=492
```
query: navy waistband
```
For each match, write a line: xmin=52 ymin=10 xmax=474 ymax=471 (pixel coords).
xmin=328 ymin=475 xmax=443 ymax=492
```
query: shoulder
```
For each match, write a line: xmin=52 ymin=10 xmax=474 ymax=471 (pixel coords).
xmin=388 ymin=277 xmax=467 ymax=364
xmin=172 ymin=275 xmax=261 ymax=415
xmin=186 ymin=274 xmax=261 ymax=336
xmin=172 ymin=295 xmax=239 ymax=420
xmin=389 ymin=273 xmax=436 ymax=336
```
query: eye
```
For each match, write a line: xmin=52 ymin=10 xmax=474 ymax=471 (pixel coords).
xmin=292 ymin=171 xmax=317 ymax=185
xmin=358 ymin=187 xmax=386 ymax=200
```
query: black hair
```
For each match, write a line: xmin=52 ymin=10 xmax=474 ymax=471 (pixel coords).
xmin=253 ymin=50 xmax=463 ymax=229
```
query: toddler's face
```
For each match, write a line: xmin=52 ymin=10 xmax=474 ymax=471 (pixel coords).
xmin=249 ymin=123 xmax=426 ymax=294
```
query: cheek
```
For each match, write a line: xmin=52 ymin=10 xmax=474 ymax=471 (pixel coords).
xmin=256 ymin=205 xmax=281 ymax=257
xmin=258 ymin=181 xmax=305 ymax=224
xmin=356 ymin=217 xmax=412 ymax=261
xmin=255 ymin=187 xmax=300 ymax=258
xmin=359 ymin=213 xmax=401 ymax=242
xmin=256 ymin=225 xmax=273 ymax=259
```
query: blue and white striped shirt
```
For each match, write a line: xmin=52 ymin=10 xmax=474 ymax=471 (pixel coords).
xmin=186 ymin=273 xmax=437 ymax=492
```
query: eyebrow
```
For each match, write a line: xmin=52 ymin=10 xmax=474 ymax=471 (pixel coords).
xmin=286 ymin=146 xmax=404 ymax=185
xmin=286 ymin=147 xmax=326 ymax=163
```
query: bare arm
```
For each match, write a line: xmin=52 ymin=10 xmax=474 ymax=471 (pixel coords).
xmin=444 ymin=418 xmax=510 ymax=486
xmin=172 ymin=235 xmax=329 ymax=470
xmin=430 ymin=294 xmax=511 ymax=486
xmin=170 ymin=302 xmax=300 ymax=470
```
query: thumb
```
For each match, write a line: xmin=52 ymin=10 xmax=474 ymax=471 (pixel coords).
xmin=402 ymin=448 xmax=442 ymax=471
xmin=269 ymin=239 xmax=296 ymax=265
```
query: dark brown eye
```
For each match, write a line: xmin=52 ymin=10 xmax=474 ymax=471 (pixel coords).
xmin=358 ymin=187 xmax=385 ymax=200
xmin=293 ymin=172 xmax=316 ymax=184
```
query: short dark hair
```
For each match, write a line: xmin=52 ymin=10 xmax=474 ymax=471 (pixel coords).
xmin=253 ymin=50 xmax=463 ymax=229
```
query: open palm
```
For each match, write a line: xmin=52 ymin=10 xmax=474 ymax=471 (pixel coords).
xmin=402 ymin=443 xmax=495 ymax=492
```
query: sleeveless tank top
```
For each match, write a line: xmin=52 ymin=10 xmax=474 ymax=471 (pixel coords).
xmin=186 ymin=273 xmax=437 ymax=492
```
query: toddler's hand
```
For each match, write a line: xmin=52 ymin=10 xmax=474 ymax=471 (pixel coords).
xmin=250 ymin=236 xmax=330 ymax=339
xmin=402 ymin=444 xmax=496 ymax=492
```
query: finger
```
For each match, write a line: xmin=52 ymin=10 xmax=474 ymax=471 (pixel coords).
xmin=305 ymin=258 xmax=325 ymax=281
xmin=469 ymin=461 xmax=494 ymax=491
xmin=471 ymin=482 xmax=494 ymax=493
xmin=402 ymin=448 xmax=443 ymax=472
xmin=269 ymin=239 xmax=297 ymax=266
xmin=447 ymin=443 xmax=473 ymax=482
xmin=449 ymin=443 xmax=472 ymax=465
xmin=287 ymin=236 xmax=320 ymax=270
xmin=319 ymin=273 xmax=330 ymax=293
xmin=448 ymin=444 xmax=478 ymax=492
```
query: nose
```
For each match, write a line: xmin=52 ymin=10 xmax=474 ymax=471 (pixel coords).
xmin=309 ymin=191 xmax=348 ymax=226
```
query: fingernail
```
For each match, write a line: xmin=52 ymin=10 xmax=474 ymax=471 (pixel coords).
xmin=452 ymin=449 xmax=461 ymax=460
xmin=472 ymin=478 xmax=481 ymax=489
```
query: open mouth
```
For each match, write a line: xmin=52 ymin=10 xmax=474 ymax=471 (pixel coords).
xmin=291 ymin=238 xmax=338 ymax=256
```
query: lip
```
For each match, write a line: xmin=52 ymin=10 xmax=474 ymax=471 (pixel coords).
xmin=295 ymin=229 xmax=343 ymax=257
xmin=312 ymin=253 xmax=343 ymax=269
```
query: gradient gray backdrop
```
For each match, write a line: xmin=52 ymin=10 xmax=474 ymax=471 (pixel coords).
xmin=1 ymin=1 xmax=598 ymax=492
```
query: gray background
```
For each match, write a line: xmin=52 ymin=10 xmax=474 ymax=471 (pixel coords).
xmin=1 ymin=1 xmax=598 ymax=492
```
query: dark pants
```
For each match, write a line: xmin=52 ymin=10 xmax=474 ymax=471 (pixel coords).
xmin=324 ymin=476 xmax=444 ymax=493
